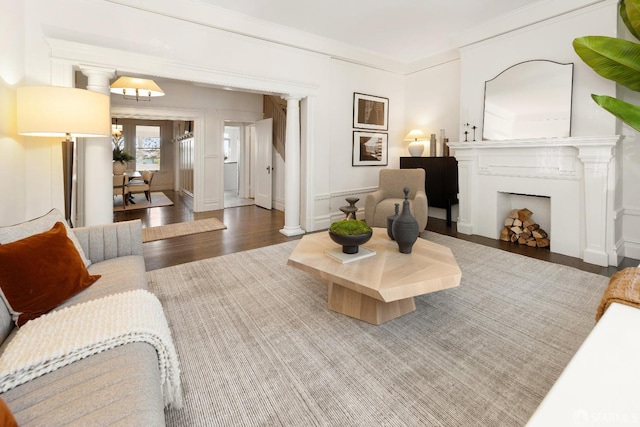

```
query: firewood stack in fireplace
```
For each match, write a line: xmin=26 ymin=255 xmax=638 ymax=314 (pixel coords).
xmin=500 ymin=208 xmax=550 ymax=248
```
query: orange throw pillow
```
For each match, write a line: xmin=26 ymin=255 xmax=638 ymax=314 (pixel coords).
xmin=0 ymin=398 xmax=17 ymax=427
xmin=0 ymin=222 xmax=101 ymax=327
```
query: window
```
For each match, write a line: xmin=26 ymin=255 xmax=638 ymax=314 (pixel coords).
xmin=135 ymin=125 xmax=161 ymax=171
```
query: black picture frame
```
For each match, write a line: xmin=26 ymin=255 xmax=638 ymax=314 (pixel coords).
xmin=352 ymin=131 xmax=388 ymax=166
xmin=353 ymin=92 xmax=389 ymax=131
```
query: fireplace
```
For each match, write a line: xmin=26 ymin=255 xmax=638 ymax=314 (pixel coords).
xmin=448 ymin=136 xmax=620 ymax=266
xmin=498 ymin=193 xmax=550 ymax=248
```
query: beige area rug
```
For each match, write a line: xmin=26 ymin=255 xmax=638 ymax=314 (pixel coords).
xmin=142 ymin=218 xmax=227 ymax=243
xmin=146 ymin=232 xmax=609 ymax=426
xmin=113 ymin=192 xmax=174 ymax=212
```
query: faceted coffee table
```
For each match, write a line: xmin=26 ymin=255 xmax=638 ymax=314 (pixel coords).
xmin=287 ymin=227 xmax=461 ymax=325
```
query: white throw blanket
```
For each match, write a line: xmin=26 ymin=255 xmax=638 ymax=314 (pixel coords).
xmin=0 ymin=289 xmax=182 ymax=408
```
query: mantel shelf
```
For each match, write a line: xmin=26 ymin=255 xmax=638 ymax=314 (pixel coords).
xmin=448 ymin=135 xmax=622 ymax=150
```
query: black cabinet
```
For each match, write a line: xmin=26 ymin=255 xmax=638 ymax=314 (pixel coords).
xmin=400 ymin=157 xmax=459 ymax=226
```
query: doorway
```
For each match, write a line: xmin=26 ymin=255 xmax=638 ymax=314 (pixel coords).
xmin=223 ymin=124 xmax=254 ymax=208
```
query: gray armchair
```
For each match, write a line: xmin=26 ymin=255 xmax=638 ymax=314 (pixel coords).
xmin=364 ymin=168 xmax=428 ymax=230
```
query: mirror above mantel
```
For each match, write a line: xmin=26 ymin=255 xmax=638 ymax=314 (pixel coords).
xmin=482 ymin=60 xmax=574 ymax=141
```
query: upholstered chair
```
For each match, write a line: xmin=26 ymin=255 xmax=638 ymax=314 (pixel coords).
xmin=364 ymin=168 xmax=428 ymax=230
xmin=113 ymin=174 xmax=129 ymax=208
xmin=127 ymin=171 xmax=154 ymax=202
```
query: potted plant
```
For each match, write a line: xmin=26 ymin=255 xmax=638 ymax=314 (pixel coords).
xmin=328 ymin=216 xmax=373 ymax=254
xmin=112 ymin=137 xmax=134 ymax=175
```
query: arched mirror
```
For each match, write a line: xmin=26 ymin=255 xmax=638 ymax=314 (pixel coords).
xmin=482 ymin=60 xmax=574 ymax=141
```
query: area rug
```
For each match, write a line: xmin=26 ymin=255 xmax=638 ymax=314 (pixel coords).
xmin=146 ymin=232 xmax=609 ymax=426
xmin=142 ymin=218 xmax=227 ymax=243
xmin=113 ymin=192 xmax=174 ymax=212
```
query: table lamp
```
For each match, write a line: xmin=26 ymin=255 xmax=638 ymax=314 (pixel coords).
xmin=405 ymin=129 xmax=425 ymax=157
xmin=17 ymin=86 xmax=111 ymax=226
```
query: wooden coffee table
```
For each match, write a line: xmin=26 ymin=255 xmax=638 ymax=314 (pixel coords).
xmin=287 ymin=227 xmax=461 ymax=325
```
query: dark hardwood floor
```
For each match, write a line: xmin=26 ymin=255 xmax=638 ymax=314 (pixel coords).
xmin=115 ymin=191 xmax=637 ymax=276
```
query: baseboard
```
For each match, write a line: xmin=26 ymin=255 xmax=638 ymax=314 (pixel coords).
xmin=622 ymin=238 xmax=640 ymax=262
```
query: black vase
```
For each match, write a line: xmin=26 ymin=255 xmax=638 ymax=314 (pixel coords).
xmin=386 ymin=203 xmax=400 ymax=240
xmin=392 ymin=187 xmax=419 ymax=254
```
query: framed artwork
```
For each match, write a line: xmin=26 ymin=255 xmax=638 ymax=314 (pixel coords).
xmin=353 ymin=92 xmax=388 ymax=131
xmin=352 ymin=131 xmax=388 ymax=166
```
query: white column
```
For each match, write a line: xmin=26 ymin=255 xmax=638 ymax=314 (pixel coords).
xmin=578 ymin=144 xmax=616 ymax=266
xmin=280 ymin=96 xmax=305 ymax=236
xmin=79 ymin=66 xmax=115 ymax=226
xmin=449 ymin=148 xmax=475 ymax=235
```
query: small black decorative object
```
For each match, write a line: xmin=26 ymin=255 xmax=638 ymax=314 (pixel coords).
xmin=391 ymin=187 xmax=419 ymax=254
xmin=472 ymin=125 xmax=477 ymax=142
xmin=386 ymin=203 xmax=400 ymax=240
xmin=339 ymin=197 xmax=359 ymax=219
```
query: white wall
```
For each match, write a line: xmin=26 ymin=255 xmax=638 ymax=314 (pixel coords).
xmin=317 ymin=59 xmax=406 ymax=227
xmin=3 ymin=0 xmax=407 ymax=230
xmin=459 ymin=2 xmax=618 ymax=140
xmin=0 ymin=2 xmax=27 ymax=225
xmin=404 ymin=55 xmax=461 ymax=221
xmin=456 ymin=1 xmax=628 ymax=259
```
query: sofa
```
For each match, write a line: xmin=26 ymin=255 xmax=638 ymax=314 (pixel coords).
xmin=0 ymin=209 xmax=174 ymax=426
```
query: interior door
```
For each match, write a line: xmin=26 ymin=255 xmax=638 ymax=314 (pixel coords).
xmin=254 ymin=118 xmax=273 ymax=209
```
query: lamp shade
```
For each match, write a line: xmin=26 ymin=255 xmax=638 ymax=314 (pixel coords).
xmin=17 ymin=86 xmax=111 ymax=138
xmin=405 ymin=129 xmax=424 ymax=140
xmin=110 ymin=76 xmax=165 ymax=98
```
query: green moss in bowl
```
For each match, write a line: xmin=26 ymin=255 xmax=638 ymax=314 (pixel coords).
xmin=329 ymin=219 xmax=372 ymax=236
xmin=328 ymin=219 xmax=373 ymax=254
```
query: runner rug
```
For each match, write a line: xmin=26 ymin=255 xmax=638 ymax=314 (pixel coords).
xmin=142 ymin=218 xmax=226 ymax=243
xmin=146 ymin=232 xmax=609 ymax=426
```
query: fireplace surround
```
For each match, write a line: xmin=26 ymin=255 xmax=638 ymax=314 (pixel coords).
xmin=448 ymin=136 xmax=621 ymax=266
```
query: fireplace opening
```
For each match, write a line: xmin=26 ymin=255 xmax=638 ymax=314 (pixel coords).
xmin=497 ymin=192 xmax=551 ymax=249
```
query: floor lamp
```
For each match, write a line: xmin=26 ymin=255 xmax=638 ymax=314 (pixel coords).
xmin=17 ymin=86 xmax=111 ymax=226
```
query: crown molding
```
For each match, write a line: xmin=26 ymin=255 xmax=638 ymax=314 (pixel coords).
xmin=46 ymin=37 xmax=319 ymax=96
xmin=456 ymin=0 xmax=614 ymax=49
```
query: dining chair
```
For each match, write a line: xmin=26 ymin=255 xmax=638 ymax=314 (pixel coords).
xmin=113 ymin=174 xmax=129 ymax=208
xmin=127 ymin=171 xmax=154 ymax=203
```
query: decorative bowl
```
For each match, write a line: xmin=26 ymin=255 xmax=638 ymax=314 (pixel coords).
xmin=329 ymin=230 xmax=372 ymax=254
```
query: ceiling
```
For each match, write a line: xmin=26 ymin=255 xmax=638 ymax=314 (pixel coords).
xmin=193 ymin=0 xmax=534 ymax=63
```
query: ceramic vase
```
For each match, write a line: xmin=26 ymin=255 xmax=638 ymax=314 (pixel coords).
xmin=408 ymin=140 xmax=424 ymax=157
xmin=113 ymin=161 xmax=126 ymax=175
xmin=392 ymin=187 xmax=419 ymax=254
xmin=386 ymin=203 xmax=400 ymax=240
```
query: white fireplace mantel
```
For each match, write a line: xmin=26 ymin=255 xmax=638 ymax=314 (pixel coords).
xmin=448 ymin=136 xmax=621 ymax=266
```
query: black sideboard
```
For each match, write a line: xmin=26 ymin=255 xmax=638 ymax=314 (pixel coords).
xmin=399 ymin=157 xmax=459 ymax=226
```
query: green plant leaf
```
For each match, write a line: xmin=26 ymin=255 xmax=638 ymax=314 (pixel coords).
xmin=622 ymin=0 xmax=640 ymax=41
xmin=592 ymin=94 xmax=640 ymax=132
xmin=573 ymin=36 xmax=640 ymax=91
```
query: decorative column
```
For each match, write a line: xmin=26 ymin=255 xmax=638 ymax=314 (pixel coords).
xmin=447 ymin=144 xmax=476 ymax=235
xmin=79 ymin=66 xmax=115 ymax=226
xmin=280 ymin=95 xmax=305 ymax=236
xmin=578 ymin=141 xmax=617 ymax=266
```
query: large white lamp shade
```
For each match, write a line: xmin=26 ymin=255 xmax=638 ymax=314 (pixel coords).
xmin=17 ymin=86 xmax=110 ymax=137
xmin=17 ymin=86 xmax=111 ymax=225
